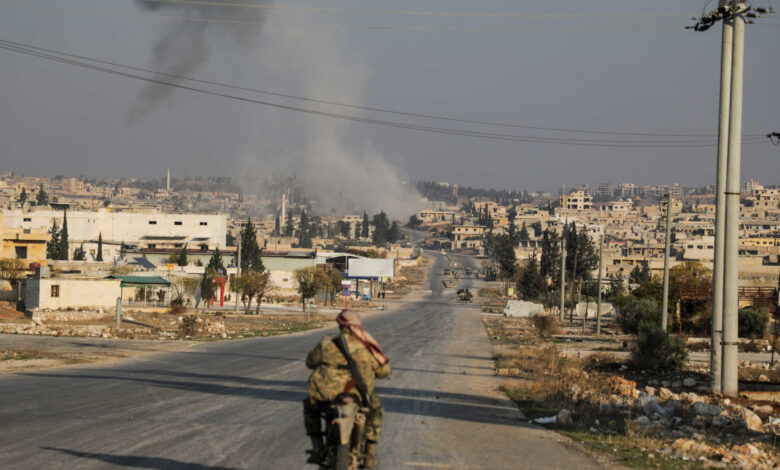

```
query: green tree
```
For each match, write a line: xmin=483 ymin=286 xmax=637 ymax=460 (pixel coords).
xmin=630 ymin=261 xmax=651 ymax=284
xmin=96 ymin=233 xmax=103 ymax=261
xmin=200 ymin=269 xmax=216 ymax=306
xmin=539 ymin=230 xmax=561 ymax=289
xmin=0 ymin=258 xmax=26 ymax=301
xmin=606 ymin=274 xmax=625 ymax=300
xmin=47 ymin=220 xmax=61 ymax=260
xmin=232 ymin=269 xmax=272 ymax=314
xmin=518 ymin=254 xmax=543 ymax=300
xmin=361 ymin=212 xmax=370 ymax=239
xmin=36 ymin=185 xmax=49 ymax=206
xmin=298 ymin=210 xmax=312 ymax=248
xmin=618 ymin=298 xmax=661 ymax=334
xmin=240 ymin=218 xmax=264 ymax=272
xmin=284 ymin=210 xmax=294 ymax=236
xmin=273 ymin=214 xmax=281 ymax=236
xmin=371 ymin=212 xmax=392 ymax=245
xmin=518 ymin=222 xmax=530 ymax=242
xmin=58 ymin=212 xmax=69 ymax=260
xmin=406 ymin=215 xmax=421 ymax=230
xmin=325 ymin=269 xmax=344 ymax=306
xmin=73 ymin=244 xmax=86 ymax=261
xmin=488 ymin=233 xmax=517 ymax=282
xmin=294 ymin=267 xmax=325 ymax=314
xmin=178 ymin=244 xmax=188 ymax=266
xmin=207 ymin=248 xmax=225 ymax=274
xmin=18 ymin=187 xmax=27 ymax=205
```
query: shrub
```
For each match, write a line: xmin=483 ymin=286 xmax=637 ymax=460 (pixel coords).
xmin=631 ymin=325 xmax=688 ymax=371
xmin=178 ymin=314 xmax=200 ymax=337
xmin=738 ymin=306 xmax=769 ymax=339
xmin=168 ymin=303 xmax=186 ymax=315
xmin=617 ymin=298 xmax=660 ymax=334
xmin=532 ymin=314 xmax=560 ymax=337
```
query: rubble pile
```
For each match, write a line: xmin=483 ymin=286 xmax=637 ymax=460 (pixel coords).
xmin=558 ymin=373 xmax=780 ymax=468
xmin=176 ymin=315 xmax=227 ymax=338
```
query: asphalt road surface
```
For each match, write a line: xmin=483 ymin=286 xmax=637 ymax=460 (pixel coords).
xmin=0 ymin=253 xmax=601 ymax=469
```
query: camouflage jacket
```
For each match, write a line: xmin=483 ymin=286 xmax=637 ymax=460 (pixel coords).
xmin=306 ymin=331 xmax=391 ymax=403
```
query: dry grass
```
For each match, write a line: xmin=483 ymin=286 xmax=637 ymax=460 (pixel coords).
xmin=532 ymin=314 xmax=561 ymax=337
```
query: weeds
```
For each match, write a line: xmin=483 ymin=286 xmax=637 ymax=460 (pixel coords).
xmin=532 ymin=314 xmax=560 ymax=337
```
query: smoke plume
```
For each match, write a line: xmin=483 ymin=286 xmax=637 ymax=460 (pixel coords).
xmin=132 ymin=0 xmax=272 ymax=118
xmin=134 ymin=1 xmax=421 ymax=218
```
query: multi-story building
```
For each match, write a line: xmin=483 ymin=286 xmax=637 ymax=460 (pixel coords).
xmin=1 ymin=209 xmax=227 ymax=261
xmin=598 ymin=183 xmax=615 ymax=200
xmin=560 ymin=190 xmax=592 ymax=211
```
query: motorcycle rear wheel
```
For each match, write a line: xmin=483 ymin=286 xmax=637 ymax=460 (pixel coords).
xmin=335 ymin=443 xmax=351 ymax=470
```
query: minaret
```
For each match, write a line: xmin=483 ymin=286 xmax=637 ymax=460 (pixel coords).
xmin=280 ymin=193 xmax=287 ymax=220
xmin=166 ymin=169 xmax=171 ymax=193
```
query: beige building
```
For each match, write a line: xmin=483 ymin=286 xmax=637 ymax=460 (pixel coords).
xmin=24 ymin=277 xmax=122 ymax=310
xmin=452 ymin=225 xmax=485 ymax=250
xmin=0 ymin=213 xmax=48 ymax=266
xmin=560 ymin=190 xmax=592 ymax=211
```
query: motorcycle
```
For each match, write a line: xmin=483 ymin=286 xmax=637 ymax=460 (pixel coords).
xmin=319 ymin=393 xmax=370 ymax=470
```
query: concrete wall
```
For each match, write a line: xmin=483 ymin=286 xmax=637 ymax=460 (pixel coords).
xmin=25 ymin=278 xmax=121 ymax=310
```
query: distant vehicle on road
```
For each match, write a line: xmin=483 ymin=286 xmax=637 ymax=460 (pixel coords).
xmin=464 ymin=267 xmax=473 ymax=276
xmin=456 ymin=289 xmax=473 ymax=302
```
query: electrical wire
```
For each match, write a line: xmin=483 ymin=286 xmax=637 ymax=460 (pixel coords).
xmin=138 ymin=0 xmax=693 ymax=21
xmin=0 ymin=37 xmax=765 ymax=141
xmin=0 ymin=40 xmax=769 ymax=148
xmin=0 ymin=2 xmax=697 ymax=34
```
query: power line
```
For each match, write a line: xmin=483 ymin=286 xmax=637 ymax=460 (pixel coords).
xmin=0 ymin=2 xmax=710 ymax=33
xmin=139 ymin=0 xmax=692 ymax=21
xmin=0 ymin=37 xmax=766 ymax=141
xmin=0 ymin=39 xmax=769 ymax=148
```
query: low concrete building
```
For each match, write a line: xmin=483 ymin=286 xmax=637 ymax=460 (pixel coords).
xmin=24 ymin=277 xmax=121 ymax=310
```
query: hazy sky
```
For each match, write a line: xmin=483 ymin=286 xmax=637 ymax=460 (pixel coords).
xmin=1 ymin=0 xmax=778 ymax=197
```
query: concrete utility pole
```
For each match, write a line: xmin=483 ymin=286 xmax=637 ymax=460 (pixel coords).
xmin=559 ymin=231 xmax=566 ymax=322
xmin=235 ymin=236 xmax=241 ymax=313
xmin=596 ymin=234 xmax=604 ymax=335
xmin=661 ymin=193 xmax=674 ymax=330
xmin=711 ymin=2 xmax=733 ymax=394
xmin=722 ymin=1 xmax=746 ymax=396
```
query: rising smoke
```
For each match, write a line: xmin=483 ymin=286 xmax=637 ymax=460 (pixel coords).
xmin=131 ymin=0 xmax=271 ymax=118
xmin=133 ymin=0 xmax=421 ymax=219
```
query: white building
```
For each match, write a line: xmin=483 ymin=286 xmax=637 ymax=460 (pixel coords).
xmin=2 ymin=209 xmax=227 ymax=260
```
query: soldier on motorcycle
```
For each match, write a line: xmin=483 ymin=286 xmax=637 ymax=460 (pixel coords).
xmin=304 ymin=310 xmax=391 ymax=468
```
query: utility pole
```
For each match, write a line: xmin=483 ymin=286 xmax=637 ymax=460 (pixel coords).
xmin=661 ymin=193 xmax=674 ymax=330
xmin=596 ymin=233 xmax=604 ymax=335
xmin=722 ymin=1 xmax=746 ymax=397
xmin=559 ymin=229 xmax=566 ymax=322
xmin=235 ymin=235 xmax=241 ymax=313
xmin=687 ymin=0 xmax=772 ymax=397
xmin=711 ymin=1 xmax=733 ymax=394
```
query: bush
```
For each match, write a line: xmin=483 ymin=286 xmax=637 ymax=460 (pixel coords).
xmin=178 ymin=314 xmax=199 ymax=337
xmin=532 ymin=314 xmax=560 ymax=337
xmin=739 ymin=307 xmax=769 ymax=339
xmin=631 ymin=325 xmax=688 ymax=371
xmin=617 ymin=298 xmax=660 ymax=334
xmin=168 ymin=303 xmax=186 ymax=315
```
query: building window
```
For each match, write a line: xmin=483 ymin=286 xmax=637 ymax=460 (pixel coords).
xmin=149 ymin=220 xmax=157 ymax=225
xmin=51 ymin=285 xmax=60 ymax=297
xmin=23 ymin=217 xmax=31 ymax=222
xmin=200 ymin=222 xmax=208 ymax=226
xmin=174 ymin=221 xmax=182 ymax=226
xmin=15 ymin=247 xmax=27 ymax=259
xmin=199 ymin=244 xmax=208 ymax=250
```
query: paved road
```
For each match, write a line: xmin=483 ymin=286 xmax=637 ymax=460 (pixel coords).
xmin=0 ymin=253 xmax=600 ymax=469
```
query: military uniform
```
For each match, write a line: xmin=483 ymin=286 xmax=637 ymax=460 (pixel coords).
xmin=304 ymin=331 xmax=391 ymax=442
